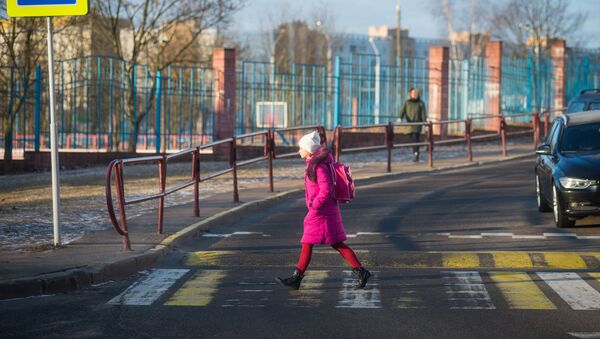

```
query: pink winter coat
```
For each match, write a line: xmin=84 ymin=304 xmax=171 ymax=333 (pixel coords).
xmin=301 ymin=148 xmax=347 ymax=245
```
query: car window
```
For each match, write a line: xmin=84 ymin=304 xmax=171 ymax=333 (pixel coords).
xmin=545 ymin=120 xmax=560 ymax=145
xmin=549 ymin=122 xmax=562 ymax=153
xmin=588 ymin=102 xmax=600 ymax=110
xmin=559 ymin=122 xmax=600 ymax=152
xmin=567 ymin=101 xmax=587 ymax=113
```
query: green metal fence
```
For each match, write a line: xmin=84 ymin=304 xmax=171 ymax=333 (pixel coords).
xmin=566 ymin=53 xmax=600 ymax=104
xmin=337 ymin=54 xmax=429 ymax=127
xmin=0 ymin=56 xmax=214 ymax=157
xmin=236 ymin=60 xmax=328 ymax=136
xmin=501 ymin=54 xmax=554 ymax=122
xmin=447 ymin=57 xmax=489 ymax=132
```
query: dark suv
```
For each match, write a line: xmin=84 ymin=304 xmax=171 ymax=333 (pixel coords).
xmin=567 ymin=89 xmax=600 ymax=113
xmin=535 ymin=110 xmax=600 ymax=227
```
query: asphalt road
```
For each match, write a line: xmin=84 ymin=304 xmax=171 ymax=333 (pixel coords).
xmin=2 ymin=158 xmax=600 ymax=339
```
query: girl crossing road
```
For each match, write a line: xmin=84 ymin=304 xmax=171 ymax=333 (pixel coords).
xmin=276 ymin=131 xmax=371 ymax=290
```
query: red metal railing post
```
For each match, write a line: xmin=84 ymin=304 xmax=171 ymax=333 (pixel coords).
xmin=193 ymin=148 xmax=200 ymax=217
xmin=334 ymin=126 xmax=342 ymax=163
xmin=465 ymin=119 xmax=473 ymax=162
xmin=267 ymin=130 xmax=274 ymax=193
xmin=427 ymin=122 xmax=434 ymax=168
xmin=157 ymin=157 xmax=166 ymax=234
xmin=114 ymin=163 xmax=131 ymax=251
xmin=500 ymin=116 xmax=507 ymax=157
xmin=533 ymin=112 xmax=540 ymax=149
xmin=544 ymin=111 xmax=550 ymax=138
xmin=231 ymin=138 xmax=239 ymax=202
xmin=385 ymin=121 xmax=393 ymax=173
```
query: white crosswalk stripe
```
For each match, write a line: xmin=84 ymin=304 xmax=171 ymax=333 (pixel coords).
xmin=537 ymin=272 xmax=600 ymax=310
xmin=336 ymin=271 xmax=381 ymax=309
xmin=107 ymin=269 xmax=189 ymax=306
xmin=443 ymin=271 xmax=495 ymax=309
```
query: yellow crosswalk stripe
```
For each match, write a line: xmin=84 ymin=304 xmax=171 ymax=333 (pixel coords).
xmin=442 ymin=253 xmax=480 ymax=268
xmin=186 ymin=251 xmax=235 ymax=266
xmin=489 ymin=272 xmax=556 ymax=310
xmin=588 ymin=272 xmax=600 ymax=282
xmin=287 ymin=270 xmax=328 ymax=307
xmin=164 ymin=270 xmax=227 ymax=306
xmin=543 ymin=252 xmax=587 ymax=269
xmin=491 ymin=252 xmax=533 ymax=269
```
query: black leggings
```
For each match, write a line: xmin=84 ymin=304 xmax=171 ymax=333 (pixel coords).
xmin=410 ymin=132 xmax=421 ymax=154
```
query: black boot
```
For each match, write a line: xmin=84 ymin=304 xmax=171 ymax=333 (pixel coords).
xmin=276 ymin=268 xmax=304 ymax=290
xmin=352 ymin=267 xmax=371 ymax=289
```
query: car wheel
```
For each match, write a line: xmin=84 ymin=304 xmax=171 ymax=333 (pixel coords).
xmin=536 ymin=174 xmax=552 ymax=212
xmin=553 ymin=184 xmax=575 ymax=228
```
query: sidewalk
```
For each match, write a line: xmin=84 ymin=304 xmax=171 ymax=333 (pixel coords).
xmin=0 ymin=141 xmax=534 ymax=299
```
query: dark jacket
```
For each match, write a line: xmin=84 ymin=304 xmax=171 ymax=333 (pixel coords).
xmin=400 ymin=98 xmax=427 ymax=134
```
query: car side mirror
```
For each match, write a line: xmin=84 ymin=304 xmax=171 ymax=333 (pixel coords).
xmin=535 ymin=144 xmax=551 ymax=155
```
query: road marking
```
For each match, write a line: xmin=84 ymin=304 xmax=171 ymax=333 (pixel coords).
xmin=489 ymin=272 xmax=555 ymax=310
xmin=443 ymin=271 xmax=495 ymax=309
xmin=512 ymin=235 xmax=547 ymax=239
xmin=287 ymin=270 xmax=328 ymax=308
xmin=164 ymin=270 xmax=226 ymax=306
xmin=481 ymin=232 xmax=514 ymax=237
xmin=448 ymin=235 xmax=483 ymax=239
xmin=442 ymin=253 xmax=480 ymax=268
xmin=589 ymin=273 xmax=600 ymax=282
xmin=492 ymin=252 xmax=533 ymax=269
xmin=568 ymin=332 xmax=600 ymax=338
xmin=543 ymin=253 xmax=588 ymax=269
xmin=538 ymin=272 xmax=600 ymax=310
xmin=107 ymin=269 xmax=189 ymax=306
xmin=186 ymin=251 xmax=236 ymax=266
xmin=336 ymin=271 xmax=381 ymax=309
xmin=436 ymin=232 xmax=600 ymax=241
xmin=544 ymin=232 xmax=577 ymax=237
xmin=201 ymin=232 xmax=270 ymax=238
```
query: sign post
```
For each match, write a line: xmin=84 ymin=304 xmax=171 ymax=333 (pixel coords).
xmin=7 ymin=0 xmax=88 ymax=246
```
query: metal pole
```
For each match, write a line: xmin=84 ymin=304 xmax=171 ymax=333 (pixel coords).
xmin=368 ymin=38 xmax=381 ymax=125
xmin=47 ymin=17 xmax=61 ymax=246
xmin=500 ymin=116 xmax=507 ymax=157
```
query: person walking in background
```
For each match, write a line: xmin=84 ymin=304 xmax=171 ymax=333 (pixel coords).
xmin=275 ymin=131 xmax=371 ymax=290
xmin=400 ymin=87 xmax=427 ymax=162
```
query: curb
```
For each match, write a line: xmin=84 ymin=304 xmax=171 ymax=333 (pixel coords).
xmin=0 ymin=153 xmax=534 ymax=300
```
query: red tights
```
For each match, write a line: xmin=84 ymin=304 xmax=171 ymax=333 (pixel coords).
xmin=297 ymin=242 xmax=361 ymax=273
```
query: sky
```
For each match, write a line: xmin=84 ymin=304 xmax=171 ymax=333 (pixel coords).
xmin=232 ymin=0 xmax=600 ymax=49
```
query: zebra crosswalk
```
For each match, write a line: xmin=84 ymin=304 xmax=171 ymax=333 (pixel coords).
xmin=107 ymin=268 xmax=600 ymax=311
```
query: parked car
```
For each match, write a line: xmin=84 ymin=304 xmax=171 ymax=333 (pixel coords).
xmin=535 ymin=110 xmax=600 ymax=227
xmin=567 ymin=89 xmax=600 ymax=113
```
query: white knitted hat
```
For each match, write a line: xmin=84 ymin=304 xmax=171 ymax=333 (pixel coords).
xmin=298 ymin=131 xmax=321 ymax=153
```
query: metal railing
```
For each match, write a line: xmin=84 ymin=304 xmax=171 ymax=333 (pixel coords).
xmin=105 ymin=110 xmax=562 ymax=250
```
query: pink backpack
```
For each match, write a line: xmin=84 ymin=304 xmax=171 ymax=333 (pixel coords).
xmin=328 ymin=162 xmax=355 ymax=204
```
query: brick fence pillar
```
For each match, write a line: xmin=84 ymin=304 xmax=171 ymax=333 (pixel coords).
xmin=551 ymin=39 xmax=566 ymax=110
xmin=428 ymin=46 xmax=449 ymax=137
xmin=213 ymin=48 xmax=236 ymax=141
xmin=485 ymin=41 xmax=503 ymax=131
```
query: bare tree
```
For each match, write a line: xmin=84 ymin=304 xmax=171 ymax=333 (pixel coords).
xmin=496 ymin=0 xmax=587 ymax=110
xmin=496 ymin=0 xmax=586 ymax=56
xmin=0 ymin=5 xmax=47 ymax=161
xmin=431 ymin=0 xmax=497 ymax=60
xmin=93 ymin=0 xmax=243 ymax=152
